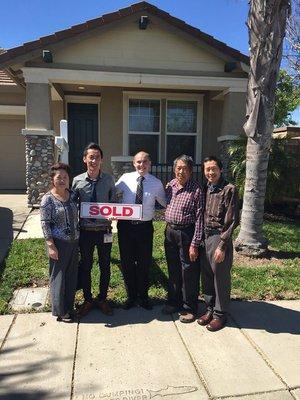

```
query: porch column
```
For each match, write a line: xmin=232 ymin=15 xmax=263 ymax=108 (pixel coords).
xmin=22 ymin=82 xmax=55 ymax=206
xmin=218 ymin=90 xmax=246 ymax=178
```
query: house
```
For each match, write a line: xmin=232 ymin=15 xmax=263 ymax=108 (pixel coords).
xmin=0 ymin=1 xmax=249 ymax=205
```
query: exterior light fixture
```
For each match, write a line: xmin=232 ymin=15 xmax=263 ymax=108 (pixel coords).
xmin=78 ymin=86 xmax=85 ymax=90
xmin=139 ymin=15 xmax=149 ymax=30
xmin=224 ymin=62 xmax=238 ymax=72
xmin=42 ymin=50 xmax=53 ymax=63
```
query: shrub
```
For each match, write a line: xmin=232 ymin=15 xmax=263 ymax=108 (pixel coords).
xmin=228 ymin=136 xmax=300 ymax=204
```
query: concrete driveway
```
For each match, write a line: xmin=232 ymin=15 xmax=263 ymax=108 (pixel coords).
xmin=0 ymin=194 xmax=30 ymax=264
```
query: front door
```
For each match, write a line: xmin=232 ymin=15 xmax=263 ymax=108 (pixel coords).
xmin=67 ymin=103 xmax=99 ymax=177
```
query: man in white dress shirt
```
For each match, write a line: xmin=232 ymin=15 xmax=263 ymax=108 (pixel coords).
xmin=116 ymin=151 xmax=166 ymax=310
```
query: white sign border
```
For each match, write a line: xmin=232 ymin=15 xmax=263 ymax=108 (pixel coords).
xmin=80 ymin=202 xmax=143 ymax=220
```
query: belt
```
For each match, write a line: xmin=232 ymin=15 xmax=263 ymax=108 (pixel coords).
xmin=204 ymin=228 xmax=221 ymax=238
xmin=167 ymin=223 xmax=194 ymax=230
xmin=81 ymin=226 xmax=110 ymax=232
xmin=130 ymin=220 xmax=152 ymax=225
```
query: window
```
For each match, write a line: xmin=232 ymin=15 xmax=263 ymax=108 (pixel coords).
xmin=166 ymin=100 xmax=198 ymax=163
xmin=128 ymin=99 xmax=160 ymax=163
xmin=167 ymin=101 xmax=197 ymax=133
xmin=124 ymin=93 xmax=202 ymax=164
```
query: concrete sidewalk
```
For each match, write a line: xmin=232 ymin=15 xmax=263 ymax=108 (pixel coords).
xmin=1 ymin=195 xmax=300 ymax=399
xmin=0 ymin=300 xmax=299 ymax=400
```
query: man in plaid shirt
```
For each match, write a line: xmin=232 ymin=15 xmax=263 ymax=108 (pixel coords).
xmin=163 ymin=155 xmax=205 ymax=323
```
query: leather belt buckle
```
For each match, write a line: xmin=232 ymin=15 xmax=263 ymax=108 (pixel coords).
xmin=131 ymin=220 xmax=146 ymax=225
xmin=168 ymin=223 xmax=193 ymax=230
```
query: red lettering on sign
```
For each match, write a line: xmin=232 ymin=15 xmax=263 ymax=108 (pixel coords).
xmin=89 ymin=205 xmax=99 ymax=216
xmin=100 ymin=206 xmax=111 ymax=216
xmin=112 ymin=206 xmax=122 ymax=217
xmin=123 ymin=207 xmax=133 ymax=217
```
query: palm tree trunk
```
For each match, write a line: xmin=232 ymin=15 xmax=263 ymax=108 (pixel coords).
xmin=235 ymin=138 xmax=269 ymax=254
xmin=235 ymin=0 xmax=291 ymax=256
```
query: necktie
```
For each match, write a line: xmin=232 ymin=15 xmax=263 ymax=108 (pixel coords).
xmin=89 ymin=179 xmax=98 ymax=223
xmin=91 ymin=180 xmax=97 ymax=202
xmin=135 ymin=176 xmax=144 ymax=204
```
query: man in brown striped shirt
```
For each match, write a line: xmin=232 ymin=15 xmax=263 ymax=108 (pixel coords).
xmin=197 ymin=156 xmax=239 ymax=332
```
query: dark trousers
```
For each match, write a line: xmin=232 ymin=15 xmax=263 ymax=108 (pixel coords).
xmin=49 ymin=238 xmax=79 ymax=317
xmin=201 ymin=234 xmax=233 ymax=317
xmin=117 ymin=220 xmax=153 ymax=301
xmin=79 ymin=230 xmax=112 ymax=302
xmin=164 ymin=225 xmax=200 ymax=314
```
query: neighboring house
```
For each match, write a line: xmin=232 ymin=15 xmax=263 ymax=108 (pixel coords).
xmin=0 ymin=1 xmax=249 ymax=205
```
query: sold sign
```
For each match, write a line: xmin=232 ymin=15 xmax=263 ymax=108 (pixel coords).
xmin=80 ymin=202 xmax=142 ymax=220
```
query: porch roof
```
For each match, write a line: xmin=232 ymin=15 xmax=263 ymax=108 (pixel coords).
xmin=0 ymin=1 xmax=249 ymax=67
xmin=0 ymin=69 xmax=16 ymax=85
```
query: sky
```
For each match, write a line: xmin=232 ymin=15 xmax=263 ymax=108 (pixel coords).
xmin=1 ymin=0 xmax=299 ymax=122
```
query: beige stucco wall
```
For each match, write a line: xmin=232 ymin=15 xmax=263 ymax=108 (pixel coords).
xmin=202 ymin=91 xmax=246 ymax=159
xmin=202 ymin=93 xmax=224 ymax=158
xmin=0 ymin=89 xmax=25 ymax=106
xmin=100 ymin=87 xmax=123 ymax=173
xmin=26 ymin=83 xmax=53 ymax=130
xmin=0 ymin=117 xmax=26 ymax=190
xmin=221 ymin=92 xmax=246 ymax=136
xmin=52 ymin=100 xmax=64 ymax=135
xmin=54 ymin=18 xmax=224 ymax=73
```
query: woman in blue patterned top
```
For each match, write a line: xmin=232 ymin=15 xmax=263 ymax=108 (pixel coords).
xmin=40 ymin=163 xmax=79 ymax=322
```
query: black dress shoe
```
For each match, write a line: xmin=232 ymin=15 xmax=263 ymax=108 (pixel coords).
xmin=206 ymin=317 xmax=227 ymax=332
xmin=123 ymin=300 xmax=136 ymax=310
xmin=197 ymin=311 xmax=213 ymax=326
xmin=56 ymin=313 xmax=74 ymax=323
xmin=139 ymin=300 xmax=153 ymax=310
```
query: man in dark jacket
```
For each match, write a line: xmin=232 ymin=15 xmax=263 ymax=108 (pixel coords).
xmin=198 ymin=156 xmax=239 ymax=331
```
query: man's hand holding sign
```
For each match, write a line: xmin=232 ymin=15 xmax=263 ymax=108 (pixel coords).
xmin=80 ymin=202 xmax=143 ymax=220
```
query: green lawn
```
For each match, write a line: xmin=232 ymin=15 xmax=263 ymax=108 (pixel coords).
xmin=0 ymin=219 xmax=299 ymax=314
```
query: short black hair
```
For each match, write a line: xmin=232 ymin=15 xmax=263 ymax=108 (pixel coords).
xmin=50 ymin=163 xmax=71 ymax=180
xmin=83 ymin=143 xmax=103 ymax=158
xmin=203 ymin=156 xmax=223 ymax=170
xmin=173 ymin=155 xmax=194 ymax=172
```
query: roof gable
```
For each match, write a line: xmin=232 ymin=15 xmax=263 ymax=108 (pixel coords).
xmin=0 ymin=1 xmax=249 ymax=67
xmin=51 ymin=17 xmax=225 ymax=73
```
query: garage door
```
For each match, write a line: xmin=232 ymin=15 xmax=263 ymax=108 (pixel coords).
xmin=0 ymin=118 xmax=26 ymax=190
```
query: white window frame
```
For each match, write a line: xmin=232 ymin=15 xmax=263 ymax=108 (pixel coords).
xmin=123 ymin=91 xmax=203 ymax=163
xmin=123 ymin=92 xmax=162 ymax=162
xmin=165 ymin=97 xmax=203 ymax=163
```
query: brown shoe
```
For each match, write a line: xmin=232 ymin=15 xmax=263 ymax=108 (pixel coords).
xmin=179 ymin=311 xmax=196 ymax=323
xmin=95 ymin=300 xmax=113 ymax=316
xmin=197 ymin=311 xmax=213 ymax=326
xmin=206 ymin=317 xmax=227 ymax=332
xmin=76 ymin=301 xmax=93 ymax=318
